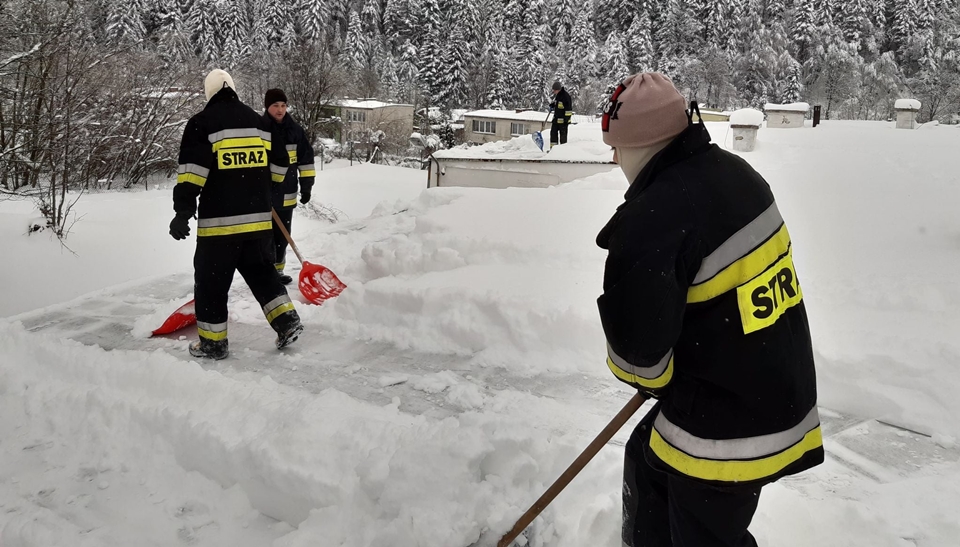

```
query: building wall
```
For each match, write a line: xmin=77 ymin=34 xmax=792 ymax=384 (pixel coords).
xmin=430 ymin=158 xmax=616 ymax=188
xmin=896 ymin=110 xmax=918 ymax=129
xmin=342 ymin=105 xmax=415 ymax=145
xmin=765 ymin=110 xmax=805 ymax=128
xmin=463 ymin=116 xmax=548 ymax=144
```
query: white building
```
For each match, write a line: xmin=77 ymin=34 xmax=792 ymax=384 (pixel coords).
xmin=462 ymin=110 xmax=553 ymax=144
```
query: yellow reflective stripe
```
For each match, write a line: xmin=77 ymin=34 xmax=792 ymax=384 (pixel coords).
xmin=736 ymin=249 xmax=803 ymax=334
xmin=565 ymin=112 xmax=572 ymax=116
xmin=197 ymin=221 xmax=272 ymax=237
xmin=212 ymin=137 xmax=266 ymax=152
xmin=607 ymin=354 xmax=673 ymax=390
xmin=283 ymin=199 xmax=298 ymax=207
xmin=266 ymin=302 xmax=295 ymax=323
xmin=299 ymin=169 xmax=316 ymax=177
xmin=557 ymin=102 xmax=564 ymax=109
xmin=198 ymin=327 xmax=228 ymax=341
xmin=687 ymin=224 xmax=791 ymax=303
xmin=556 ymin=119 xmax=564 ymax=124
xmin=272 ymin=173 xmax=286 ymax=183
xmin=177 ymin=173 xmax=206 ymax=186
xmin=275 ymin=263 xmax=285 ymax=271
xmin=649 ymin=425 xmax=823 ymax=483
xmin=288 ymin=151 xmax=297 ymax=162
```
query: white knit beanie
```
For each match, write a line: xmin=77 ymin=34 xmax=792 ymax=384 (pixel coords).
xmin=204 ymin=69 xmax=235 ymax=101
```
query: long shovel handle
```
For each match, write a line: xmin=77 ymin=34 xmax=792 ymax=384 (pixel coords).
xmin=497 ymin=392 xmax=646 ymax=547
xmin=271 ymin=208 xmax=305 ymax=265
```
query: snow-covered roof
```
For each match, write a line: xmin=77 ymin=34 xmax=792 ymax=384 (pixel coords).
xmin=764 ymin=102 xmax=810 ymax=112
xmin=895 ymin=99 xmax=921 ymax=111
xmin=464 ymin=110 xmax=552 ymax=123
xmin=729 ymin=108 xmax=764 ymax=126
xmin=339 ymin=99 xmax=413 ymax=109
xmin=433 ymin=133 xmax=614 ymax=163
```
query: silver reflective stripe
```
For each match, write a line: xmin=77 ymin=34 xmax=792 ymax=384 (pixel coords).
xmin=197 ymin=212 xmax=271 ymax=228
xmin=608 ymin=343 xmax=672 ymax=380
xmin=284 ymin=193 xmax=298 ymax=201
xmin=208 ymin=128 xmax=262 ymax=143
xmin=270 ymin=164 xmax=287 ymax=176
xmin=285 ymin=144 xmax=297 ymax=151
xmin=654 ymin=405 xmax=820 ymax=460
xmin=693 ymin=203 xmax=784 ymax=284
xmin=299 ymin=163 xmax=316 ymax=172
xmin=178 ymin=163 xmax=209 ymax=177
xmin=197 ymin=321 xmax=227 ymax=333
xmin=259 ymin=130 xmax=273 ymax=143
xmin=263 ymin=295 xmax=292 ymax=315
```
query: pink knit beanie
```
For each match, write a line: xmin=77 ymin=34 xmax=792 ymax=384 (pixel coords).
xmin=601 ymin=73 xmax=689 ymax=148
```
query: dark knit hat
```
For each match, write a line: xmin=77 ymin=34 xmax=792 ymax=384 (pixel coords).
xmin=552 ymin=81 xmax=562 ymax=91
xmin=264 ymin=88 xmax=288 ymax=109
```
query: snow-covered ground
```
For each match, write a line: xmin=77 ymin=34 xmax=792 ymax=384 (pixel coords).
xmin=1 ymin=121 xmax=959 ymax=546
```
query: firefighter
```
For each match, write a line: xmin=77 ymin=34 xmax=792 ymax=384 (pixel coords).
xmin=169 ymin=69 xmax=304 ymax=360
xmin=596 ymin=73 xmax=824 ymax=546
xmin=262 ymin=88 xmax=316 ymax=285
xmin=549 ymin=81 xmax=572 ymax=146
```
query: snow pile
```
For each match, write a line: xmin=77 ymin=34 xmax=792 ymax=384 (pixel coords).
xmin=730 ymin=108 xmax=765 ymax=126
xmin=764 ymin=102 xmax=810 ymax=112
xmin=464 ymin=109 xmax=550 ymax=123
xmin=894 ymin=98 xmax=921 ymax=110
xmin=546 ymin=139 xmax=614 ymax=162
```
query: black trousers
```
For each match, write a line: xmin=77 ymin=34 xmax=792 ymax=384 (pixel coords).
xmin=550 ymin=122 xmax=568 ymax=145
xmin=194 ymin=236 xmax=299 ymax=339
xmin=623 ymin=404 xmax=762 ymax=547
xmin=272 ymin=207 xmax=293 ymax=272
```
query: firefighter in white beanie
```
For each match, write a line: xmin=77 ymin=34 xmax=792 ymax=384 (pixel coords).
xmin=169 ymin=69 xmax=304 ymax=359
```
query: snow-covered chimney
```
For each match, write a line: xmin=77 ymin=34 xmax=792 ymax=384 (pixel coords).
xmin=729 ymin=109 xmax=763 ymax=152
xmin=895 ymin=99 xmax=921 ymax=129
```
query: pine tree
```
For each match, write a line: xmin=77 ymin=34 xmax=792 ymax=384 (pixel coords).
xmin=221 ymin=0 xmax=252 ymax=66
xmin=106 ymin=0 xmax=148 ymax=46
xmin=188 ymin=0 xmax=221 ymax=62
xmin=300 ymin=0 xmax=330 ymax=43
xmin=841 ymin=0 xmax=868 ymax=46
xmin=361 ymin=0 xmax=383 ymax=35
xmin=626 ymin=12 xmax=655 ymax=73
xmin=342 ymin=9 xmax=367 ymax=77
xmin=792 ymin=0 xmax=818 ymax=63
xmin=892 ymin=0 xmax=916 ymax=58
xmin=397 ymin=40 xmax=421 ymax=103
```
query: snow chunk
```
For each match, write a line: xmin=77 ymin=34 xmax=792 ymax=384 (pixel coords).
xmin=729 ymin=108 xmax=764 ymax=126
xmin=895 ymin=99 xmax=921 ymax=110
xmin=465 ymin=109 xmax=551 ymax=123
xmin=764 ymin=102 xmax=810 ymax=112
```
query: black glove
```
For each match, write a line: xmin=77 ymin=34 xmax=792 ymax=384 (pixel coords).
xmin=300 ymin=191 xmax=311 ymax=204
xmin=169 ymin=214 xmax=191 ymax=240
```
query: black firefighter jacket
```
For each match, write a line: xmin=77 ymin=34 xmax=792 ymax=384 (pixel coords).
xmin=550 ymin=88 xmax=573 ymax=126
xmin=597 ymin=122 xmax=824 ymax=489
xmin=174 ymin=88 xmax=288 ymax=240
xmin=262 ymin=112 xmax=316 ymax=210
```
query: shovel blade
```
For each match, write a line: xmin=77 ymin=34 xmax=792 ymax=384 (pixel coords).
xmin=152 ymin=299 xmax=197 ymax=336
xmin=298 ymin=262 xmax=346 ymax=305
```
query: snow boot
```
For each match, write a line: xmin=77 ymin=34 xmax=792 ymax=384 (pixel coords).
xmin=189 ymin=338 xmax=228 ymax=360
xmin=276 ymin=322 xmax=304 ymax=350
xmin=278 ymin=272 xmax=293 ymax=285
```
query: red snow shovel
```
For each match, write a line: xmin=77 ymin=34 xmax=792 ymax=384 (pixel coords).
xmin=271 ymin=208 xmax=346 ymax=305
xmin=491 ymin=392 xmax=646 ymax=547
xmin=152 ymin=298 xmax=196 ymax=336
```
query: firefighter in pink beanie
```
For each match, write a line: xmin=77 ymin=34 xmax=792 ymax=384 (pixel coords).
xmin=596 ymin=73 xmax=824 ymax=547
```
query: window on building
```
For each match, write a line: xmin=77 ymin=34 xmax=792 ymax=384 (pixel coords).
xmin=510 ymin=123 xmax=527 ymax=136
xmin=472 ymin=119 xmax=496 ymax=134
xmin=348 ymin=110 xmax=366 ymax=123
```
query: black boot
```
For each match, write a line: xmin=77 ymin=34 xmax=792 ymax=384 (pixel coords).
xmin=278 ymin=272 xmax=293 ymax=285
xmin=189 ymin=338 xmax=229 ymax=360
xmin=276 ymin=322 xmax=304 ymax=349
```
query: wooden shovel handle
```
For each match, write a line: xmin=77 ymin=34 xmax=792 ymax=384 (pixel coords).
xmin=497 ymin=392 xmax=645 ymax=547
xmin=271 ymin=208 xmax=305 ymax=265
